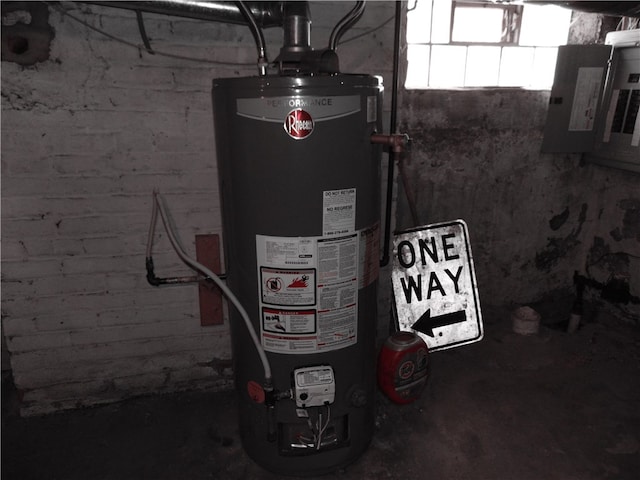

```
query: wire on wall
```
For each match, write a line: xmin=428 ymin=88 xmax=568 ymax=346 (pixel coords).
xmin=338 ymin=13 xmax=395 ymax=45
xmin=135 ymin=10 xmax=155 ymax=55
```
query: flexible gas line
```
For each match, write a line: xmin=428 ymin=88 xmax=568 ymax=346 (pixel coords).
xmin=147 ymin=190 xmax=273 ymax=386
xmin=235 ymin=1 xmax=268 ymax=75
xmin=328 ymin=1 xmax=366 ymax=51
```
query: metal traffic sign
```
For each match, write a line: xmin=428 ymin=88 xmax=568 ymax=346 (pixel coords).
xmin=391 ymin=219 xmax=483 ymax=352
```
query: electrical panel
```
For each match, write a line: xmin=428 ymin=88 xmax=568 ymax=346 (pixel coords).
xmin=586 ymin=31 xmax=640 ymax=172
xmin=541 ymin=44 xmax=611 ymax=153
xmin=542 ymin=30 xmax=640 ymax=173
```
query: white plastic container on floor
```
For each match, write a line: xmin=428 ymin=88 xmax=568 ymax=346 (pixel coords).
xmin=511 ymin=306 xmax=541 ymax=335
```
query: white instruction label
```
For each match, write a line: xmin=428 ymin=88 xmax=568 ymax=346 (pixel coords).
xmin=256 ymin=233 xmax=360 ymax=354
xmin=323 ymin=188 xmax=356 ymax=236
xmin=569 ymin=67 xmax=603 ymax=132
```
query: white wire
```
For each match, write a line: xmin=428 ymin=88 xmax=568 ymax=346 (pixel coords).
xmin=151 ymin=191 xmax=272 ymax=384
xmin=316 ymin=404 xmax=331 ymax=450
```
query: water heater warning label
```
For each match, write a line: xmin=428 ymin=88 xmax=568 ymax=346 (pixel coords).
xmin=323 ymin=188 xmax=356 ymax=236
xmin=260 ymin=268 xmax=316 ymax=306
xmin=262 ymin=308 xmax=316 ymax=334
xmin=256 ymin=233 xmax=361 ymax=354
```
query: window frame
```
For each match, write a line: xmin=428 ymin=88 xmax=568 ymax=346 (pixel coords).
xmin=405 ymin=0 xmax=571 ymax=89
xmin=449 ymin=1 xmax=524 ymax=46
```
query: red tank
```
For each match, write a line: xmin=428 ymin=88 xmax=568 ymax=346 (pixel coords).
xmin=377 ymin=331 xmax=429 ymax=404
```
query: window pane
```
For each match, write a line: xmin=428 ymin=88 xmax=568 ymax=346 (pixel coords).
xmin=452 ymin=7 xmax=504 ymax=43
xmin=405 ymin=44 xmax=431 ymax=89
xmin=499 ymin=46 xmax=534 ymax=86
xmin=530 ymin=47 xmax=559 ymax=88
xmin=465 ymin=46 xmax=501 ymax=86
xmin=406 ymin=0 xmax=433 ymax=44
xmin=430 ymin=45 xmax=467 ymax=87
xmin=432 ymin=0 xmax=452 ymax=44
xmin=404 ymin=0 xmax=567 ymax=89
xmin=520 ymin=5 xmax=572 ymax=46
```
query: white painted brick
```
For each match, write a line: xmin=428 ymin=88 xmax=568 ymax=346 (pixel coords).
xmin=93 ymin=303 xmax=200 ymax=328
xmin=21 ymin=372 xmax=232 ymax=416
xmin=1 ymin=259 xmax=64 ymax=280
xmin=0 ymin=240 xmax=30 ymax=262
xmin=33 ymin=313 xmax=99 ymax=333
xmin=0 ymin=215 xmax=60 ymax=238
xmin=110 ymin=370 xmax=221 ymax=400
xmin=20 ymin=370 xmax=223 ymax=415
xmin=1 ymin=273 xmax=107 ymax=298
xmin=7 ymin=331 xmax=72 ymax=353
xmin=2 ymin=153 xmax=52 ymax=175
xmin=67 ymin=320 xmax=209 ymax=347
xmin=2 ymin=317 xmax=39 ymax=337
xmin=11 ymin=333 xmax=226 ymax=372
xmin=15 ymin=352 xmax=221 ymax=390
xmin=3 ymin=287 xmax=198 ymax=319
xmin=168 ymin=365 xmax=231 ymax=387
xmin=19 ymin=377 xmax=117 ymax=411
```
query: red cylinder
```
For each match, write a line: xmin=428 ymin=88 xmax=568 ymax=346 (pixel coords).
xmin=377 ymin=332 xmax=429 ymax=404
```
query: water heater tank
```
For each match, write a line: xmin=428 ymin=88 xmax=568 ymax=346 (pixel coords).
xmin=212 ymin=74 xmax=383 ymax=475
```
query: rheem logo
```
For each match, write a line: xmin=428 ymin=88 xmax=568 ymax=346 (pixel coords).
xmin=284 ymin=108 xmax=314 ymax=140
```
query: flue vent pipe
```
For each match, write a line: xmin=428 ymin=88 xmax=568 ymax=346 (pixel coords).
xmin=86 ymin=1 xmax=284 ymax=28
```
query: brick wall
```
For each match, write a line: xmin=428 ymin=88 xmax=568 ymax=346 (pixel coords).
xmin=1 ymin=2 xmax=397 ymax=415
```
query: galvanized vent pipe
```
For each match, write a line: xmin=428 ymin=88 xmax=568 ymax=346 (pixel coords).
xmin=86 ymin=1 xmax=284 ymax=27
xmin=281 ymin=1 xmax=311 ymax=54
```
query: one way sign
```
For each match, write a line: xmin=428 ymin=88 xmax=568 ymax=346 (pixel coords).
xmin=392 ymin=220 xmax=483 ymax=352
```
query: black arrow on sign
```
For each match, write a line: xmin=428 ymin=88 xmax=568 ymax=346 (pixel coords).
xmin=412 ymin=309 xmax=467 ymax=337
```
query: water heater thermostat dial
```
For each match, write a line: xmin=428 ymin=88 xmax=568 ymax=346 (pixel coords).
xmin=293 ymin=365 xmax=335 ymax=408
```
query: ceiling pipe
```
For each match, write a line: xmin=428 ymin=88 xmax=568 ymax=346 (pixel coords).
xmin=84 ymin=0 xmax=284 ymax=74
xmin=85 ymin=1 xmax=284 ymax=27
xmin=536 ymin=1 xmax=640 ymax=18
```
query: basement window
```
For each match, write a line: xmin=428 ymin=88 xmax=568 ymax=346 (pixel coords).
xmin=405 ymin=0 xmax=573 ymax=89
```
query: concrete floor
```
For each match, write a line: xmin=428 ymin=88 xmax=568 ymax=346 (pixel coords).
xmin=2 ymin=304 xmax=639 ymax=480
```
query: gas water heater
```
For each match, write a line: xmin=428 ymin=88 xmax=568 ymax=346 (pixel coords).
xmin=209 ymin=0 xmax=401 ymax=474
xmin=133 ymin=0 xmax=401 ymax=474
xmin=213 ymin=73 xmax=383 ymax=475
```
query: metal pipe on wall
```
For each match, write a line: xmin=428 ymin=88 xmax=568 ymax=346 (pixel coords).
xmin=85 ymin=1 xmax=284 ymax=27
xmin=380 ymin=1 xmax=404 ymax=267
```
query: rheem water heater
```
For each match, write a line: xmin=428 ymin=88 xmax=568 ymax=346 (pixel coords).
xmin=213 ymin=74 xmax=383 ymax=475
